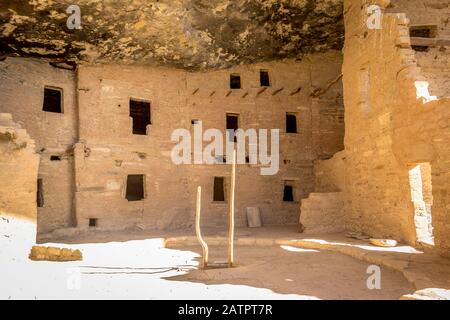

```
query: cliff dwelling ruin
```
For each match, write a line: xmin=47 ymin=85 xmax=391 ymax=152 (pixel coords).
xmin=1 ymin=0 xmax=450 ymax=301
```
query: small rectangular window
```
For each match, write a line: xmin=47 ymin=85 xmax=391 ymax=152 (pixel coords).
xmin=126 ymin=174 xmax=145 ymax=201
xmin=226 ymin=114 xmax=239 ymax=131
xmin=412 ymin=46 xmax=430 ymax=52
xmin=410 ymin=25 xmax=437 ymax=38
xmin=130 ymin=99 xmax=151 ymax=135
xmin=286 ymin=113 xmax=297 ymax=133
xmin=230 ymin=74 xmax=241 ymax=89
xmin=226 ymin=113 xmax=239 ymax=142
xmin=43 ymin=87 xmax=63 ymax=113
xmin=213 ymin=177 xmax=225 ymax=202
xmin=89 ymin=218 xmax=98 ymax=227
xmin=283 ymin=183 xmax=295 ymax=202
xmin=50 ymin=155 xmax=61 ymax=161
xmin=260 ymin=70 xmax=270 ymax=87
xmin=37 ymin=179 xmax=44 ymax=208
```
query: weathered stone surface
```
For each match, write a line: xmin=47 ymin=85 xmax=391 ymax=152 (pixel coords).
xmin=0 ymin=113 xmax=39 ymax=221
xmin=310 ymin=0 xmax=450 ymax=258
xmin=0 ymin=0 xmax=344 ymax=70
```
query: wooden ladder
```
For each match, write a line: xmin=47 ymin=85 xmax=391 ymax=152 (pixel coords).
xmin=195 ymin=149 xmax=236 ymax=269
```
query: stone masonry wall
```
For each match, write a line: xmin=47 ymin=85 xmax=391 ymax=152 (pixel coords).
xmin=74 ymin=53 xmax=343 ymax=232
xmin=389 ymin=0 xmax=450 ymax=98
xmin=314 ymin=151 xmax=346 ymax=193
xmin=0 ymin=58 xmax=77 ymax=234
xmin=0 ymin=52 xmax=344 ymax=235
xmin=0 ymin=113 xmax=40 ymax=220
xmin=300 ymin=192 xmax=345 ymax=234
xmin=341 ymin=0 xmax=450 ymax=256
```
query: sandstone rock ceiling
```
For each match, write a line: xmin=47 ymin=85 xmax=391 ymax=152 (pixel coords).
xmin=0 ymin=0 xmax=344 ymax=70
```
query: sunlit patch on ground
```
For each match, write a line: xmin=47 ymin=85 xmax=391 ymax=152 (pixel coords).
xmin=0 ymin=220 xmax=414 ymax=300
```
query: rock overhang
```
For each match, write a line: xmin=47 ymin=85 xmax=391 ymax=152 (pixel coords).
xmin=0 ymin=0 xmax=344 ymax=70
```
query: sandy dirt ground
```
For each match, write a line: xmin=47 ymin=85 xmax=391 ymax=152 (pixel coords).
xmin=168 ymin=245 xmax=414 ymax=300
xmin=1 ymin=223 xmax=414 ymax=300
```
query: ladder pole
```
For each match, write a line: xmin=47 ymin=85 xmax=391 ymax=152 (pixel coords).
xmin=195 ymin=186 xmax=208 ymax=268
xmin=228 ymin=149 xmax=236 ymax=267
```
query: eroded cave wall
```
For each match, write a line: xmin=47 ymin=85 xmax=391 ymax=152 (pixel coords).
xmin=341 ymin=0 xmax=450 ymax=255
xmin=0 ymin=58 xmax=77 ymax=234
xmin=0 ymin=0 xmax=344 ymax=70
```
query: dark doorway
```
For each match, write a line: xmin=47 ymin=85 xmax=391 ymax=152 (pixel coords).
xmin=283 ymin=184 xmax=294 ymax=202
xmin=286 ymin=113 xmax=298 ymax=133
xmin=130 ymin=99 xmax=151 ymax=135
xmin=213 ymin=177 xmax=225 ymax=202
xmin=43 ymin=87 xmax=63 ymax=113
xmin=260 ymin=70 xmax=270 ymax=87
xmin=230 ymin=74 xmax=241 ymax=89
xmin=410 ymin=26 xmax=436 ymax=38
xmin=126 ymin=174 xmax=145 ymax=201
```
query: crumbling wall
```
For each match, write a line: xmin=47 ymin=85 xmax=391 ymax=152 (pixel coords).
xmin=388 ymin=0 xmax=450 ymax=97
xmin=0 ymin=58 xmax=77 ymax=234
xmin=0 ymin=113 xmax=39 ymax=219
xmin=314 ymin=151 xmax=346 ymax=193
xmin=342 ymin=0 xmax=450 ymax=256
xmin=0 ymin=113 xmax=40 ymax=258
xmin=300 ymin=192 xmax=345 ymax=234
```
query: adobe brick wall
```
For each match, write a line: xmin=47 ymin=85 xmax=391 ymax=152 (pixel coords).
xmin=340 ymin=0 xmax=450 ymax=256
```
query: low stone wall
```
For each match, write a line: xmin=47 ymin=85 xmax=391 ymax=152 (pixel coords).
xmin=300 ymin=192 xmax=345 ymax=234
xmin=314 ymin=151 xmax=346 ymax=193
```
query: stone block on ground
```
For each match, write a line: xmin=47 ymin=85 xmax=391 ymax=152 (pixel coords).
xmin=300 ymin=192 xmax=345 ymax=234
xmin=246 ymin=207 xmax=262 ymax=228
xmin=29 ymin=246 xmax=83 ymax=262
xmin=369 ymin=239 xmax=398 ymax=247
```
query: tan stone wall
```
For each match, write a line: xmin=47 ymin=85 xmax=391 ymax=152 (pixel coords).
xmin=74 ymin=53 xmax=343 ymax=231
xmin=388 ymin=0 xmax=450 ymax=98
xmin=300 ymin=192 xmax=345 ymax=234
xmin=0 ymin=113 xmax=40 ymax=221
xmin=314 ymin=151 xmax=346 ymax=193
xmin=0 ymin=52 xmax=344 ymax=235
xmin=341 ymin=0 xmax=450 ymax=256
xmin=0 ymin=58 xmax=77 ymax=234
